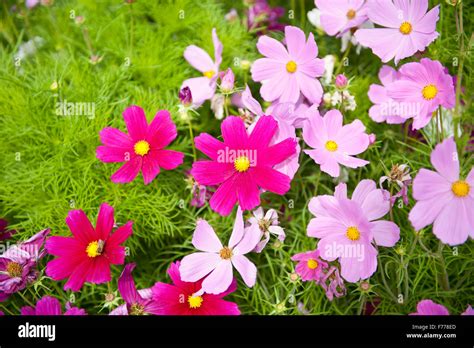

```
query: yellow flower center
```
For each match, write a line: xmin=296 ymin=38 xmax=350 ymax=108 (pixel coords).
xmin=129 ymin=303 xmax=145 ymax=315
xmin=346 ymin=9 xmax=356 ymax=20
xmin=451 ymin=180 xmax=470 ymax=197
xmin=325 ymin=140 xmax=338 ymax=152
xmin=6 ymin=262 xmax=23 ymax=277
xmin=286 ymin=60 xmax=297 ymax=73
xmin=134 ymin=140 xmax=150 ymax=156
xmin=203 ymin=70 xmax=215 ymax=79
xmin=86 ymin=240 xmax=104 ymax=258
xmin=219 ymin=246 xmax=233 ymax=260
xmin=234 ymin=156 xmax=250 ymax=172
xmin=346 ymin=226 xmax=360 ymax=241
xmin=399 ymin=21 xmax=412 ymax=35
xmin=422 ymin=84 xmax=438 ymax=100
xmin=307 ymin=259 xmax=318 ymax=270
xmin=188 ymin=295 xmax=204 ymax=309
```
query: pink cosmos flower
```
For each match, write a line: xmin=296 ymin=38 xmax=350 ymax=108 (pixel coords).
xmin=463 ymin=305 xmax=474 ymax=316
xmin=111 ymin=263 xmax=161 ymax=315
xmin=45 ymin=203 xmax=133 ymax=291
xmin=191 ymin=115 xmax=296 ymax=216
xmin=307 ymin=180 xmax=400 ymax=282
xmin=0 ymin=229 xmax=49 ymax=302
xmin=248 ymin=207 xmax=285 ymax=253
xmin=409 ymin=137 xmax=474 ymax=245
xmin=241 ymin=85 xmax=301 ymax=180
xmin=21 ymin=296 xmax=86 ymax=315
xmin=152 ymin=261 xmax=240 ymax=315
xmin=247 ymin=0 xmax=285 ymax=35
xmin=410 ymin=300 xmax=449 ymax=316
xmin=0 ymin=219 xmax=16 ymax=241
xmin=96 ymin=106 xmax=184 ymax=185
xmin=181 ymin=28 xmax=222 ymax=106
xmin=251 ymin=25 xmax=325 ymax=105
xmin=354 ymin=0 xmax=440 ymax=64
xmin=302 ymin=109 xmax=370 ymax=178
xmin=368 ymin=65 xmax=409 ymax=125
xmin=386 ymin=58 xmax=456 ymax=129
xmin=315 ymin=0 xmax=368 ymax=37
xmin=291 ymin=250 xmax=328 ymax=281
xmin=180 ymin=207 xmax=261 ymax=294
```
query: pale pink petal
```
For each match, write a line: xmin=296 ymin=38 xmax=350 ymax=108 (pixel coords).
xmin=279 ymin=74 xmax=300 ymax=104
xmin=285 ymin=26 xmax=306 ymax=59
xmin=370 ymin=220 xmax=400 ymax=247
xmin=307 ymin=216 xmax=347 ymax=239
xmin=179 ymin=252 xmax=222 ymax=282
xmin=412 ymin=168 xmax=451 ymax=201
xmin=231 ymin=255 xmax=257 ymax=287
xmin=241 ymin=85 xmax=263 ymax=116
xmin=367 ymin=0 xmax=401 ymax=27
xmin=433 ymin=199 xmax=471 ymax=245
xmin=192 ymin=219 xmax=223 ymax=253
xmin=302 ymin=111 xmax=326 ymax=148
xmin=334 ymin=183 xmax=347 ymax=200
xmin=339 ymin=243 xmax=378 ymax=283
xmin=430 ymin=137 xmax=459 ymax=182
xmin=317 ymin=233 xmax=348 ymax=262
xmin=251 ymin=58 xmax=285 ymax=82
xmin=296 ymin=73 xmax=323 ymax=104
xmin=256 ymin=35 xmax=289 ymax=60
xmin=181 ymin=77 xmax=215 ymax=106
xmin=229 ymin=207 xmax=245 ymax=249
xmin=354 ymin=28 xmax=404 ymax=63
xmin=201 ymin=260 xmax=233 ymax=295
xmin=352 ymin=179 xmax=377 ymax=205
xmin=183 ymin=45 xmax=215 ymax=73
xmin=233 ymin=224 xmax=261 ymax=255
xmin=212 ymin=28 xmax=223 ymax=67
xmin=260 ymin=72 xmax=290 ymax=102
xmin=408 ymin=194 xmax=452 ymax=231
xmin=360 ymin=189 xmax=390 ymax=221
xmin=414 ymin=5 xmax=439 ymax=33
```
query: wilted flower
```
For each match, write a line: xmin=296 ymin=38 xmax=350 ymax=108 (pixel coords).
xmin=0 ymin=229 xmax=50 ymax=301
xmin=320 ymin=265 xmax=346 ymax=301
xmin=248 ymin=207 xmax=285 ymax=252
xmin=179 ymin=86 xmax=193 ymax=106
xmin=225 ymin=8 xmax=238 ymax=22
xmin=380 ymin=164 xmax=412 ymax=205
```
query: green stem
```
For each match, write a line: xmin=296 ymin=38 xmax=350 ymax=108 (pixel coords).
xmin=335 ymin=41 xmax=352 ymax=76
xmin=453 ymin=2 xmax=464 ymax=140
xmin=437 ymin=242 xmax=450 ymax=291
xmin=17 ymin=290 xmax=35 ymax=307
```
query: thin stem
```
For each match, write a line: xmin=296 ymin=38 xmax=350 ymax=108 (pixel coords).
xmin=437 ymin=242 xmax=450 ymax=291
xmin=335 ymin=41 xmax=352 ymax=76
xmin=188 ymin=120 xmax=197 ymax=161
xmin=453 ymin=2 xmax=464 ymax=140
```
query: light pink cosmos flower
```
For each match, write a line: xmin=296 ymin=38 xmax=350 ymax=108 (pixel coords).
xmin=409 ymin=300 xmax=449 ymax=316
xmin=191 ymin=115 xmax=296 ymax=216
xmin=96 ymin=106 xmax=184 ymax=185
xmin=409 ymin=137 xmax=474 ymax=246
xmin=302 ymin=109 xmax=370 ymax=178
xmin=463 ymin=305 xmax=474 ymax=316
xmin=387 ymin=58 xmax=455 ymax=129
xmin=241 ymin=85 xmax=301 ymax=180
xmin=307 ymin=180 xmax=400 ymax=282
xmin=354 ymin=0 xmax=440 ymax=64
xmin=247 ymin=207 xmax=285 ymax=253
xmin=181 ymin=28 xmax=222 ymax=106
xmin=180 ymin=207 xmax=261 ymax=295
xmin=291 ymin=249 xmax=328 ymax=281
xmin=251 ymin=25 xmax=325 ymax=105
xmin=368 ymin=65 xmax=409 ymax=125
xmin=315 ymin=0 xmax=368 ymax=37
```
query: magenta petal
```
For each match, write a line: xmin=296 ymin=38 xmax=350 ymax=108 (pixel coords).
xmin=191 ymin=161 xmax=235 ymax=186
xmin=154 ymin=149 xmax=184 ymax=171
xmin=261 ymin=138 xmax=297 ymax=167
xmin=34 ymin=296 xmax=62 ymax=315
xmin=122 ymin=105 xmax=148 ymax=140
xmin=65 ymin=209 xmax=96 ymax=245
xmin=96 ymin=146 xmax=128 ymax=163
xmin=111 ymin=156 xmax=142 ymax=184
xmin=194 ymin=133 xmax=226 ymax=161
xmin=63 ymin=259 xmax=90 ymax=291
xmin=146 ymin=110 xmax=177 ymax=149
xmin=221 ymin=116 xmax=249 ymax=149
xmin=107 ymin=221 xmax=133 ymax=247
xmin=85 ymin=257 xmax=111 ymax=284
xmin=236 ymin=173 xmax=261 ymax=211
xmin=96 ymin=203 xmax=114 ymax=241
xmin=141 ymin=152 xmax=161 ymax=185
xmin=118 ymin=263 xmax=142 ymax=305
xmin=209 ymin=177 xmax=238 ymax=216
xmin=99 ymin=127 xmax=133 ymax=148
xmin=248 ymin=115 xmax=278 ymax=149
xmin=252 ymin=166 xmax=291 ymax=195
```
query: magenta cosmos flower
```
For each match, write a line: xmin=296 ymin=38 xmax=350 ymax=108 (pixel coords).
xmin=152 ymin=261 xmax=240 ymax=315
xmin=191 ymin=115 xmax=297 ymax=216
xmin=45 ymin=203 xmax=133 ymax=291
xmin=307 ymin=180 xmax=400 ymax=282
xmin=180 ymin=207 xmax=261 ymax=294
xmin=354 ymin=0 xmax=439 ymax=64
xmin=409 ymin=137 xmax=474 ymax=245
xmin=409 ymin=300 xmax=449 ymax=316
xmin=97 ymin=106 xmax=184 ymax=185
xmin=181 ymin=28 xmax=222 ymax=106
xmin=386 ymin=58 xmax=455 ymax=129
xmin=302 ymin=109 xmax=370 ymax=178
xmin=0 ymin=219 xmax=16 ymax=241
xmin=251 ymin=25 xmax=325 ymax=105
xmin=21 ymin=296 xmax=86 ymax=315
xmin=315 ymin=0 xmax=368 ymax=36
xmin=0 ymin=229 xmax=49 ymax=302
xmin=110 ymin=263 xmax=161 ymax=315
xmin=291 ymin=249 xmax=328 ymax=282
